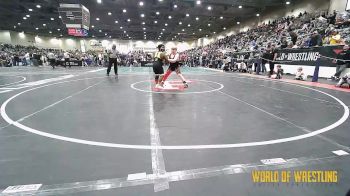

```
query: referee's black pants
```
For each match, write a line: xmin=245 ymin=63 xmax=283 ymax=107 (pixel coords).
xmin=107 ymin=58 xmax=118 ymax=75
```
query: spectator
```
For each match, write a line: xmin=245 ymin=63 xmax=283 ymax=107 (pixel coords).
xmin=309 ymin=31 xmax=323 ymax=47
xmin=329 ymin=45 xmax=350 ymax=80
xmin=271 ymin=65 xmax=284 ymax=79
xmin=336 ymin=72 xmax=350 ymax=88
xmin=295 ymin=67 xmax=307 ymax=80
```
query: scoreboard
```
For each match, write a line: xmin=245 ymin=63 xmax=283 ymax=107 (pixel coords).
xmin=58 ymin=4 xmax=90 ymax=36
xmin=68 ymin=28 xmax=88 ymax=37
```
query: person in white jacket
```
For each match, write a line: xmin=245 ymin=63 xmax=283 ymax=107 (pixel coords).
xmin=295 ymin=67 xmax=307 ymax=81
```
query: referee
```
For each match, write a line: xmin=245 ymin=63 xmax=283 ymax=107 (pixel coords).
xmin=107 ymin=44 xmax=119 ymax=76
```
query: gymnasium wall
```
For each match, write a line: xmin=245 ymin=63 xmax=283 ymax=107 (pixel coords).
xmin=329 ymin=0 xmax=348 ymax=12
xmin=0 ymin=30 xmax=195 ymax=52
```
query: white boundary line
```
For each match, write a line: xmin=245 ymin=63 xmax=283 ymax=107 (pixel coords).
xmin=130 ymin=79 xmax=224 ymax=94
xmin=0 ymin=76 xmax=26 ymax=87
xmin=0 ymin=75 xmax=348 ymax=150
xmin=149 ymin=87 xmax=169 ymax=192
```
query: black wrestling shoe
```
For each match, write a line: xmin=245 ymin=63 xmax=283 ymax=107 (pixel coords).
xmin=183 ymin=81 xmax=189 ymax=88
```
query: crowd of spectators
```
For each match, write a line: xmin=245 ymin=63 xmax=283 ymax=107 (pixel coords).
xmin=183 ymin=10 xmax=350 ymax=70
xmin=0 ymin=43 xmax=153 ymax=68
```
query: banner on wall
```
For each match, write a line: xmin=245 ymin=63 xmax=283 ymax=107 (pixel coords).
xmin=274 ymin=45 xmax=345 ymax=67
xmin=230 ymin=45 xmax=346 ymax=67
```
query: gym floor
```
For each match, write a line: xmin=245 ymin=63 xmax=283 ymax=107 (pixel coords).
xmin=0 ymin=66 xmax=349 ymax=196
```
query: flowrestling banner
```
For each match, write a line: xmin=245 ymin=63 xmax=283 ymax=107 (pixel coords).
xmin=274 ymin=45 xmax=345 ymax=67
xmin=231 ymin=45 xmax=346 ymax=67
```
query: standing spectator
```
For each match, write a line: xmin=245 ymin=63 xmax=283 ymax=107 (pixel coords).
xmin=64 ymin=51 xmax=70 ymax=68
xmin=329 ymin=45 xmax=350 ymax=80
xmin=47 ymin=50 xmax=56 ymax=69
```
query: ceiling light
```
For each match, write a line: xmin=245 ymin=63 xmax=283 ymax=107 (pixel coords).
xmin=105 ymin=33 xmax=107 ymax=36
xmin=208 ymin=23 xmax=211 ymax=26
xmin=142 ymin=22 xmax=145 ymax=25
xmin=43 ymin=24 xmax=46 ymax=26
xmin=206 ymin=35 xmax=208 ymax=37
xmin=237 ymin=21 xmax=240 ymax=24
xmin=156 ymin=11 xmax=160 ymax=15
xmin=50 ymin=18 xmax=54 ymax=21
xmin=28 ymin=8 xmax=33 ymax=12
xmin=108 ymin=12 xmax=112 ymax=15
xmin=13 ymin=26 xmax=16 ymax=29
xmin=286 ymin=1 xmax=290 ymax=4
xmin=220 ymin=16 xmax=223 ymax=19
xmin=162 ymin=29 xmax=165 ymax=31
xmin=59 ymin=16 xmax=61 ymax=19
xmin=182 ymin=29 xmax=185 ymax=31
xmin=23 ymin=17 xmax=27 ymax=20
xmin=192 ymin=32 xmax=195 ymax=35
xmin=186 ymin=13 xmax=190 ymax=17
xmin=165 ymin=23 xmax=168 ymax=26
xmin=223 ymin=27 xmax=226 ymax=30
xmin=144 ymin=32 xmax=146 ymax=34
xmin=35 ymin=27 xmax=39 ymax=30
xmin=141 ymin=14 xmax=145 ymax=17
xmin=160 ymin=32 xmax=163 ymax=34
xmin=120 ymin=26 xmax=123 ymax=29
xmin=36 ymin=5 xmax=41 ymax=8
xmin=196 ymin=0 xmax=201 ymax=5
xmin=143 ymin=27 xmax=146 ymax=30
xmin=17 ymin=23 xmax=21 ymax=25
xmin=256 ymin=13 xmax=260 ymax=16
xmin=154 ymin=20 xmax=158 ymax=24
xmin=127 ymin=18 xmax=131 ymax=22
xmin=26 ymin=15 xmax=30 ymax=17
xmin=188 ymin=24 xmax=191 ymax=27
xmin=49 ymin=31 xmax=52 ymax=34
xmin=207 ymin=6 xmax=212 ymax=10
xmin=199 ymin=29 xmax=202 ymax=31
xmin=97 ymin=0 xmax=102 ymax=3
xmin=238 ymin=5 xmax=242 ymax=8
xmin=174 ymin=4 xmax=178 ymax=8
xmin=115 ymin=20 xmax=118 ymax=23
xmin=99 ymin=30 xmax=102 ymax=32
xmin=179 ymin=21 xmax=182 ymax=25
xmin=196 ymin=17 xmax=199 ymax=21
xmin=139 ymin=1 xmax=144 ymax=6
xmin=123 ymin=9 xmax=127 ymax=13
xmin=168 ymin=16 xmax=172 ymax=19
xmin=57 ymin=28 xmax=60 ymax=31
xmin=213 ymin=32 xmax=216 ymax=34
xmin=124 ymin=31 xmax=126 ymax=33
xmin=96 ymin=18 xmax=100 ymax=21
xmin=91 ymin=25 xmax=95 ymax=28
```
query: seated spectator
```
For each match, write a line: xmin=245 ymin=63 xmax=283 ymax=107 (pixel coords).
xmin=336 ymin=72 xmax=350 ymax=88
xmin=295 ymin=67 xmax=307 ymax=80
xmin=329 ymin=30 xmax=343 ymax=45
xmin=309 ymin=31 xmax=323 ymax=47
xmin=271 ymin=65 xmax=284 ymax=79
xmin=238 ymin=61 xmax=247 ymax=72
